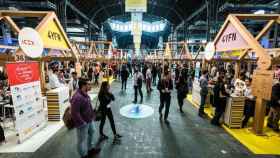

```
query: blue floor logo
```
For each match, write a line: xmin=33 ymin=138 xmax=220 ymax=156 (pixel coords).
xmin=120 ymin=104 xmax=154 ymax=119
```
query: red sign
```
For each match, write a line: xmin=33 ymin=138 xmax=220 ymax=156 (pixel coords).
xmin=216 ymin=22 xmax=249 ymax=52
xmin=6 ymin=62 xmax=40 ymax=86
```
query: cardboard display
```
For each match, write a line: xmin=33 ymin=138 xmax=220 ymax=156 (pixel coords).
xmin=6 ymin=62 xmax=46 ymax=143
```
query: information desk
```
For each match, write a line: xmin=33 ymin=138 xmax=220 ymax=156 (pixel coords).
xmin=46 ymin=87 xmax=69 ymax=121
xmin=224 ymin=95 xmax=245 ymax=128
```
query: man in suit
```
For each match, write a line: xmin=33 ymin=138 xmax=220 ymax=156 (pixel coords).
xmin=157 ymin=70 xmax=173 ymax=123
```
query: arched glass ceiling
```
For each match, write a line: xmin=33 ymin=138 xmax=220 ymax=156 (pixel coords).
xmin=108 ymin=20 xmax=168 ymax=33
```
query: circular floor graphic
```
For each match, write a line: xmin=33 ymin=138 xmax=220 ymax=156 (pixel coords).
xmin=120 ymin=104 xmax=154 ymax=119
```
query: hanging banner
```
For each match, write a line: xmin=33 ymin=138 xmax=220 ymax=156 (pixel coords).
xmin=6 ymin=62 xmax=46 ymax=143
xmin=214 ymin=50 xmax=242 ymax=60
xmin=125 ymin=0 xmax=147 ymax=12
xmin=38 ymin=19 xmax=70 ymax=50
xmin=216 ymin=22 xmax=249 ymax=52
xmin=195 ymin=62 xmax=201 ymax=80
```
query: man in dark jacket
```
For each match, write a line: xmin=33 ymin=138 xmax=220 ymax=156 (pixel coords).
xmin=267 ymin=79 xmax=280 ymax=132
xmin=71 ymin=78 xmax=100 ymax=158
xmin=121 ymin=65 xmax=129 ymax=90
xmin=158 ymin=71 xmax=173 ymax=123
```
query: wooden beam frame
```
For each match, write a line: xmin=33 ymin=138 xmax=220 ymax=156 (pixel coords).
xmin=213 ymin=14 xmax=280 ymax=135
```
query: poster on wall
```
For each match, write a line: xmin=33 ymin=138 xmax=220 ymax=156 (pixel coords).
xmin=6 ymin=62 xmax=47 ymax=143
xmin=195 ymin=62 xmax=201 ymax=80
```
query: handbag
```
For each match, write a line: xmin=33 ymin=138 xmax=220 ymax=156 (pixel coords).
xmin=63 ymin=107 xmax=75 ymax=130
xmin=94 ymin=99 xmax=103 ymax=122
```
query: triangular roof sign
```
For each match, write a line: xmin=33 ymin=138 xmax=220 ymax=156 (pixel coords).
xmin=216 ymin=22 xmax=249 ymax=52
xmin=37 ymin=14 xmax=70 ymax=51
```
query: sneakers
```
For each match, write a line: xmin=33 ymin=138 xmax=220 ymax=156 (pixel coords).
xmin=100 ymin=134 xmax=109 ymax=140
xmin=88 ymin=148 xmax=101 ymax=156
xmin=198 ymin=112 xmax=207 ymax=118
xmin=114 ymin=134 xmax=122 ymax=139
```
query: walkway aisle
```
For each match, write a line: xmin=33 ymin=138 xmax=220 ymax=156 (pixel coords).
xmin=0 ymin=79 xmax=275 ymax=158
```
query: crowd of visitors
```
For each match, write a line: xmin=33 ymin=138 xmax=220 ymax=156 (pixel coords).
xmin=60 ymin=61 xmax=280 ymax=158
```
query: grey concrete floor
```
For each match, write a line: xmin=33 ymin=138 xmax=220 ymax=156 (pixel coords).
xmin=0 ymin=79 xmax=279 ymax=158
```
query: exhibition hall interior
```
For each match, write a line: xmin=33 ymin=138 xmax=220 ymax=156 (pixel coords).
xmin=0 ymin=0 xmax=279 ymax=158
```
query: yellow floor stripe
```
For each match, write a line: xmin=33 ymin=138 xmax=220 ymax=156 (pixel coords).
xmin=187 ymin=94 xmax=280 ymax=155
xmin=102 ymin=76 xmax=114 ymax=85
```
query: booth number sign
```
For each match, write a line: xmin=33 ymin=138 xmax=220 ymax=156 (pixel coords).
xmin=14 ymin=52 xmax=26 ymax=62
xmin=48 ymin=31 xmax=61 ymax=41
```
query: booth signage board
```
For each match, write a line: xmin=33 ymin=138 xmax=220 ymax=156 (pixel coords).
xmin=204 ymin=42 xmax=215 ymax=61
xmin=38 ymin=19 xmax=69 ymax=50
xmin=6 ymin=62 xmax=46 ymax=143
xmin=125 ymin=0 xmax=147 ymax=12
xmin=216 ymin=23 xmax=249 ymax=52
xmin=18 ymin=27 xmax=44 ymax=58
xmin=214 ymin=50 xmax=242 ymax=60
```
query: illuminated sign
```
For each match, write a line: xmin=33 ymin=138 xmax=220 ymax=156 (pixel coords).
xmin=18 ymin=27 xmax=43 ymax=58
xmin=125 ymin=0 xmax=147 ymax=12
xmin=38 ymin=19 xmax=70 ymax=50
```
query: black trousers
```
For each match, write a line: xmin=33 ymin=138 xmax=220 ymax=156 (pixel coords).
xmin=211 ymin=98 xmax=227 ymax=125
xmin=242 ymin=99 xmax=255 ymax=127
xmin=134 ymin=85 xmax=143 ymax=102
xmin=159 ymin=94 xmax=171 ymax=120
xmin=99 ymin=107 xmax=117 ymax=135
xmin=121 ymin=79 xmax=127 ymax=90
xmin=177 ymin=95 xmax=184 ymax=110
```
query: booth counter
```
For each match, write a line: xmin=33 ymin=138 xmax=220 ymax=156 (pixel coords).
xmin=46 ymin=86 xmax=69 ymax=121
xmin=224 ymin=95 xmax=245 ymax=128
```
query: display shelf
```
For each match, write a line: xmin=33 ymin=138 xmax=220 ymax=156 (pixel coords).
xmin=46 ymin=87 xmax=69 ymax=121
xmin=224 ymin=95 xmax=245 ymax=128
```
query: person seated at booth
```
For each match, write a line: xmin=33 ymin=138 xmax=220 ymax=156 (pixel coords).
xmin=49 ymin=69 xmax=61 ymax=89
xmin=242 ymin=78 xmax=256 ymax=128
xmin=58 ymin=70 xmax=66 ymax=84
xmin=267 ymin=78 xmax=280 ymax=132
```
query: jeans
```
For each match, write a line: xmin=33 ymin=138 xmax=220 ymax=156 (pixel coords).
xmin=134 ymin=85 xmax=143 ymax=102
xmin=199 ymin=94 xmax=207 ymax=114
xmin=99 ymin=107 xmax=117 ymax=135
xmin=159 ymin=94 xmax=171 ymax=120
xmin=76 ymin=121 xmax=95 ymax=157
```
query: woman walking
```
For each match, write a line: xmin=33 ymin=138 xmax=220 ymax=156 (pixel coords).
xmin=98 ymin=81 xmax=122 ymax=141
xmin=176 ymin=76 xmax=188 ymax=113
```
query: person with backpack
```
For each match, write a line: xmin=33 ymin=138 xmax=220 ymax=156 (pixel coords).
xmin=98 ymin=81 xmax=122 ymax=141
xmin=133 ymin=67 xmax=143 ymax=103
xmin=71 ymin=78 xmax=100 ymax=158
xmin=176 ymin=75 xmax=188 ymax=113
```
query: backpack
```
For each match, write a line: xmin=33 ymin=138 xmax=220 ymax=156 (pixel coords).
xmin=63 ymin=107 xmax=75 ymax=130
